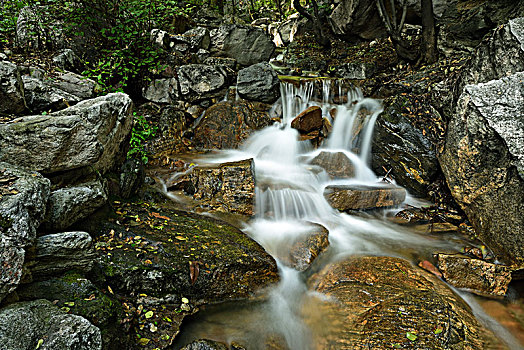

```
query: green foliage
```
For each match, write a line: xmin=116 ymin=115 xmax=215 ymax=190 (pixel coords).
xmin=127 ymin=112 xmax=157 ymax=164
xmin=0 ymin=0 xmax=28 ymax=46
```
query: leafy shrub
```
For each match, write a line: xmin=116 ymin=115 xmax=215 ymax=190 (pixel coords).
xmin=127 ymin=112 xmax=157 ymax=164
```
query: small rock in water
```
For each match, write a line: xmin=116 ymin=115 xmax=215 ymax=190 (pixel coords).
xmin=310 ymin=151 xmax=355 ymax=179
xmin=324 ymin=184 xmax=406 ymax=211
xmin=436 ymin=253 xmax=512 ymax=297
xmin=291 ymin=106 xmax=323 ymax=133
xmin=281 ymin=223 xmax=329 ymax=271
xmin=180 ymin=339 xmax=228 ymax=350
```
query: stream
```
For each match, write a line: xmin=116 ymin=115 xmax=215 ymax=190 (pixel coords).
xmin=169 ymin=81 xmax=524 ymax=350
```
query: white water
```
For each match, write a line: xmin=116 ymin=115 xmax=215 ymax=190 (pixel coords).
xmin=172 ymin=80 xmax=522 ymax=350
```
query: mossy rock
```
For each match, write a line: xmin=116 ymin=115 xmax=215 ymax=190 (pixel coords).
xmin=92 ymin=200 xmax=279 ymax=303
xmin=16 ymin=272 xmax=129 ymax=350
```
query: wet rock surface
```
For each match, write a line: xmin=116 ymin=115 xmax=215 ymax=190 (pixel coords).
xmin=310 ymin=151 xmax=355 ymax=179
xmin=436 ymin=253 xmax=512 ymax=298
xmin=308 ymin=256 xmax=502 ymax=349
xmin=324 ymin=184 xmax=406 ymax=211
xmin=281 ymin=223 xmax=329 ymax=271
xmin=192 ymin=100 xmax=273 ymax=150
xmin=181 ymin=159 xmax=255 ymax=216
xmin=371 ymin=95 xmax=440 ymax=197
xmin=290 ymin=106 xmax=323 ymax=134
xmin=0 ymin=299 xmax=102 ymax=350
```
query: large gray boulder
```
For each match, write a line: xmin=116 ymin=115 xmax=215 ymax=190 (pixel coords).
xmin=0 ymin=299 xmax=102 ymax=350
xmin=0 ymin=93 xmax=133 ymax=175
xmin=236 ymin=62 xmax=280 ymax=104
xmin=176 ymin=64 xmax=230 ymax=102
xmin=0 ymin=61 xmax=26 ymax=114
xmin=42 ymin=179 xmax=107 ymax=231
xmin=439 ymin=72 xmax=524 ymax=265
xmin=0 ymin=163 xmax=50 ymax=302
xmin=26 ymin=232 xmax=96 ymax=280
xmin=210 ymin=24 xmax=275 ymax=66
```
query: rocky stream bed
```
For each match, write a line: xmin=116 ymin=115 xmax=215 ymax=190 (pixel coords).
xmin=1 ymin=1 xmax=524 ymax=349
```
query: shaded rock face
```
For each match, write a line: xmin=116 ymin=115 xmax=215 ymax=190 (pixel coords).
xmin=192 ymin=100 xmax=273 ymax=150
xmin=0 ymin=163 xmax=50 ymax=302
xmin=22 ymin=73 xmax=82 ymax=113
xmin=210 ymin=24 xmax=275 ymax=66
xmin=308 ymin=256 xmax=500 ymax=349
xmin=324 ymin=184 xmax=406 ymax=211
xmin=143 ymin=78 xmax=179 ymax=103
xmin=0 ymin=299 xmax=102 ymax=350
xmin=0 ymin=61 xmax=26 ymax=114
xmin=328 ymin=0 xmax=387 ymax=41
xmin=188 ymin=159 xmax=255 ymax=216
xmin=310 ymin=151 xmax=355 ymax=179
xmin=436 ymin=254 xmax=511 ymax=298
xmin=291 ymin=106 xmax=323 ymax=134
xmin=119 ymin=158 xmax=145 ymax=199
xmin=371 ymin=97 xmax=439 ymax=197
xmin=177 ymin=64 xmax=231 ymax=102
xmin=97 ymin=205 xmax=279 ymax=303
xmin=42 ymin=179 xmax=107 ymax=231
xmin=16 ymin=272 xmax=128 ymax=350
xmin=25 ymin=232 xmax=96 ymax=281
xmin=460 ymin=17 xmax=524 ymax=88
xmin=438 ymin=1 xmax=524 ymax=55
xmin=0 ymin=93 xmax=133 ymax=175
xmin=236 ymin=62 xmax=280 ymax=104
xmin=439 ymin=72 xmax=524 ymax=265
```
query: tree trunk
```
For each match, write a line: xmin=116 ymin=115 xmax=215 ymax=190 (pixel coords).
xmin=293 ymin=0 xmax=331 ymax=48
xmin=420 ymin=0 xmax=437 ymax=64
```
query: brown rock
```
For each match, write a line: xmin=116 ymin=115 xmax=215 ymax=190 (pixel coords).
xmin=193 ymin=100 xmax=273 ymax=150
xmin=310 ymin=151 xmax=355 ymax=179
xmin=281 ymin=223 xmax=329 ymax=271
xmin=307 ymin=256 xmax=503 ymax=349
xmin=324 ymin=184 xmax=406 ymax=211
xmin=436 ymin=253 xmax=512 ymax=298
xmin=175 ymin=159 xmax=255 ymax=215
xmin=291 ymin=106 xmax=323 ymax=133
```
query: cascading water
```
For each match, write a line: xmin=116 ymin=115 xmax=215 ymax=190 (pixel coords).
xmin=172 ymin=80 xmax=523 ymax=350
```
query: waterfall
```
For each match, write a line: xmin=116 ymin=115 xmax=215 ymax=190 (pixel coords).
xmin=172 ymin=80 xmax=520 ymax=350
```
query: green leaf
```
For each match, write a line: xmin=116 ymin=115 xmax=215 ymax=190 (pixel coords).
xmin=434 ymin=326 xmax=443 ymax=334
xmin=406 ymin=332 xmax=417 ymax=341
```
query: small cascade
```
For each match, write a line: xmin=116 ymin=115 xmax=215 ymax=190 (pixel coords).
xmin=172 ymin=79 xmax=521 ymax=350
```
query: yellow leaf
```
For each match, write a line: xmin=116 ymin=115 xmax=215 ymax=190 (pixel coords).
xmin=145 ymin=310 xmax=154 ymax=318
xmin=108 ymin=286 xmax=114 ymax=294
xmin=137 ymin=338 xmax=150 ymax=345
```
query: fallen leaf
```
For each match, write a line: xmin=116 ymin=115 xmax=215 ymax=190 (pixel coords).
xmin=406 ymin=332 xmax=417 ymax=341
xmin=189 ymin=261 xmax=199 ymax=285
xmin=108 ymin=286 xmax=114 ymax=294
xmin=35 ymin=338 xmax=44 ymax=349
xmin=418 ymin=260 xmax=442 ymax=278
xmin=137 ymin=338 xmax=150 ymax=346
xmin=145 ymin=310 xmax=154 ymax=319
